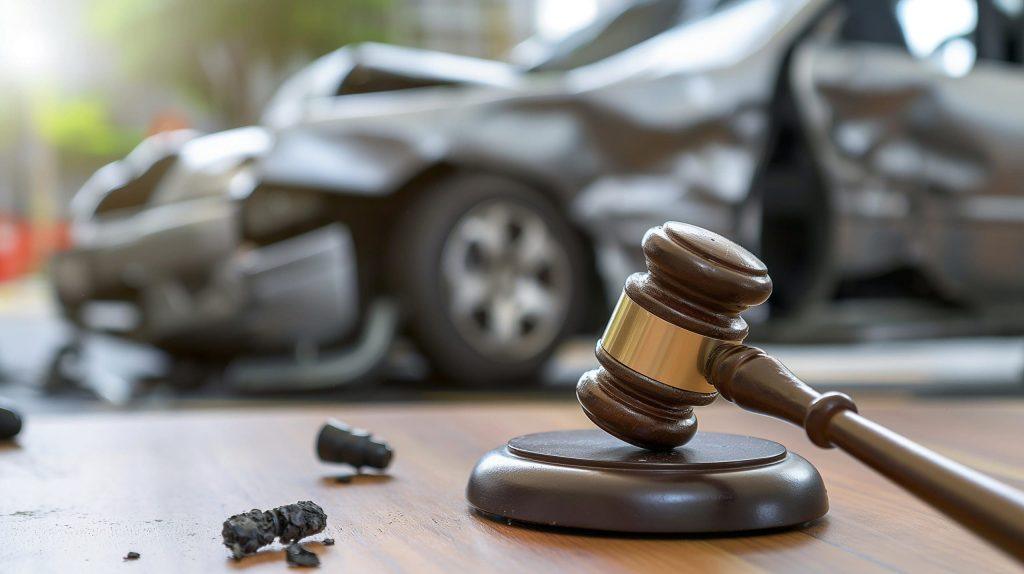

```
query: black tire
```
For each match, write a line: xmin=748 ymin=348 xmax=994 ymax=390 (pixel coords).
xmin=390 ymin=173 xmax=588 ymax=386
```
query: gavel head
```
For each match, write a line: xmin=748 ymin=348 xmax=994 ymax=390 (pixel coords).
xmin=576 ymin=222 xmax=772 ymax=450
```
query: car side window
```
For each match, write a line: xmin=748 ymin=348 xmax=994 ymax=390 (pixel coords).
xmin=977 ymin=0 xmax=1024 ymax=64
xmin=896 ymin=0 xmax=978 ymax=75
xmin=838 ymin=0 xmax=1023 ymax=73
xmin=837 ymin=0 xmax=981 ymax=75
xmin=838 ymin=0 xmax=909 ymax=48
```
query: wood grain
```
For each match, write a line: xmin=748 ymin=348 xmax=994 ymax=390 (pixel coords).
xmin=705 ymin=344 xmax=1024 ymax=560
xmin=0 ymin=397 xmax=1021 ymax=573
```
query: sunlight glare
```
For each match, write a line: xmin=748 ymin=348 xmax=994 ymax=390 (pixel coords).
xmin=0 ymin=0 xmax=59 ymax=82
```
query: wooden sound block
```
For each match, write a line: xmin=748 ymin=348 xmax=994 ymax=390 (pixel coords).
xmin=466 ymin=430 xmax=828 ymax=533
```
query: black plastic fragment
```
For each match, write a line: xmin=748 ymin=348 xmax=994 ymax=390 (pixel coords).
xmin=317 ymin=420 xmax=393 ymax=470
xmin=0 ymin=401 xmax=22 ymax=440
xmin=222 ymin=501 xmax=327 ymax=559
xmin=286 ymin=543 xmax=320 ymax=568
xmin=123 ymin=551 xmax=140 ymax=560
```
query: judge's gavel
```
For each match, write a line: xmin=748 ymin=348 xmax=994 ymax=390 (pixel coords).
xmin=577 ymin=222 xmax=1024 ymax=561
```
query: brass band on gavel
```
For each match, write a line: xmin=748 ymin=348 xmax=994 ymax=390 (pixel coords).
xmin=599 ymin=291 xmax=730 ymax=395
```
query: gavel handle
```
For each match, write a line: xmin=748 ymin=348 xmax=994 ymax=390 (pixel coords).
xmin=705 ymin=344 xmax=1024 ymax=562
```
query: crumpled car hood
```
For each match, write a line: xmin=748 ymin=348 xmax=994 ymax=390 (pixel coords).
xmin=70 ymin=129 xmax=198 ymax=222
xmin=144 ymin=126 xmax=273 ymax=206
xmin=261 ymin=43 xmax=521 ymax=128
xmin=172 ymin=126 xmax=273 ymax=176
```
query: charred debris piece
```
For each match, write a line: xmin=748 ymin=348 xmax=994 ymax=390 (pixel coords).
xmin=123 ymin=551 xmax=140 ymax=561
xmin=286 ymin=543 xmax=321 ymax=568
xmin=317 ymin=420 xmax=393 ymax=471
xmin=222 ymin=501 xmax=327 ymax=560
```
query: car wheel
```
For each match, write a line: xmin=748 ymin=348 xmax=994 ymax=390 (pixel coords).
xmin=390 ymin=173 xmax=587 ymax=386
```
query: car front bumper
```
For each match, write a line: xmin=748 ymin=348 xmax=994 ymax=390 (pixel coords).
xmin=52 ymin=200 xmax=362 ymax=352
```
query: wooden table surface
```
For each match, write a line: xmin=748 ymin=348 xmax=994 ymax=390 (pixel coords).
xmin=1 ymin=397 xmax=1022 ymax=573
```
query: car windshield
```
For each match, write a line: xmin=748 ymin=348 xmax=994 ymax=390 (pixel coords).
xmin=521 ymin=0 xmax=737 ymax=71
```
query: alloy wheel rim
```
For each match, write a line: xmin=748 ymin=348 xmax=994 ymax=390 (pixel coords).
xmin=440 ymin=199 xmax=572 ymax=362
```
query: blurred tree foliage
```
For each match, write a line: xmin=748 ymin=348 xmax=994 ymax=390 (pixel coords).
xmin=0 ymin=90 xmax=138 ymax=169
xmin=90 ymin=0 xmax=393 ymax=126
xmin=35 ymin=95 xmax=143 ymax=160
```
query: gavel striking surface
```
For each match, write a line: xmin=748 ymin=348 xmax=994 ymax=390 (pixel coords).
xmin=467 ymin=429 xmax=828 ymax=533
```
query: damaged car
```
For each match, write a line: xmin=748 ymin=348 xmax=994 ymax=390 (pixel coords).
xmin=52 ymin=0 xmax=1024 ymax=389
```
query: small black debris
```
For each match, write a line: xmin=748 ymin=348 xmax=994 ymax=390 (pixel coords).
xmin=222 ymin=501 xmax=327 ymax=559
xmin=0 ymin=401 xmax=22 ymax=440
xmin=317 ymin=420 xmax=393 ymax=471
xmin=123 ymin=551 xmax=140 ymax=560
xmin=322 ymin=538 xmax=335 ymax=546
xmin=286 ymin=543 xmax=320 ymax=568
